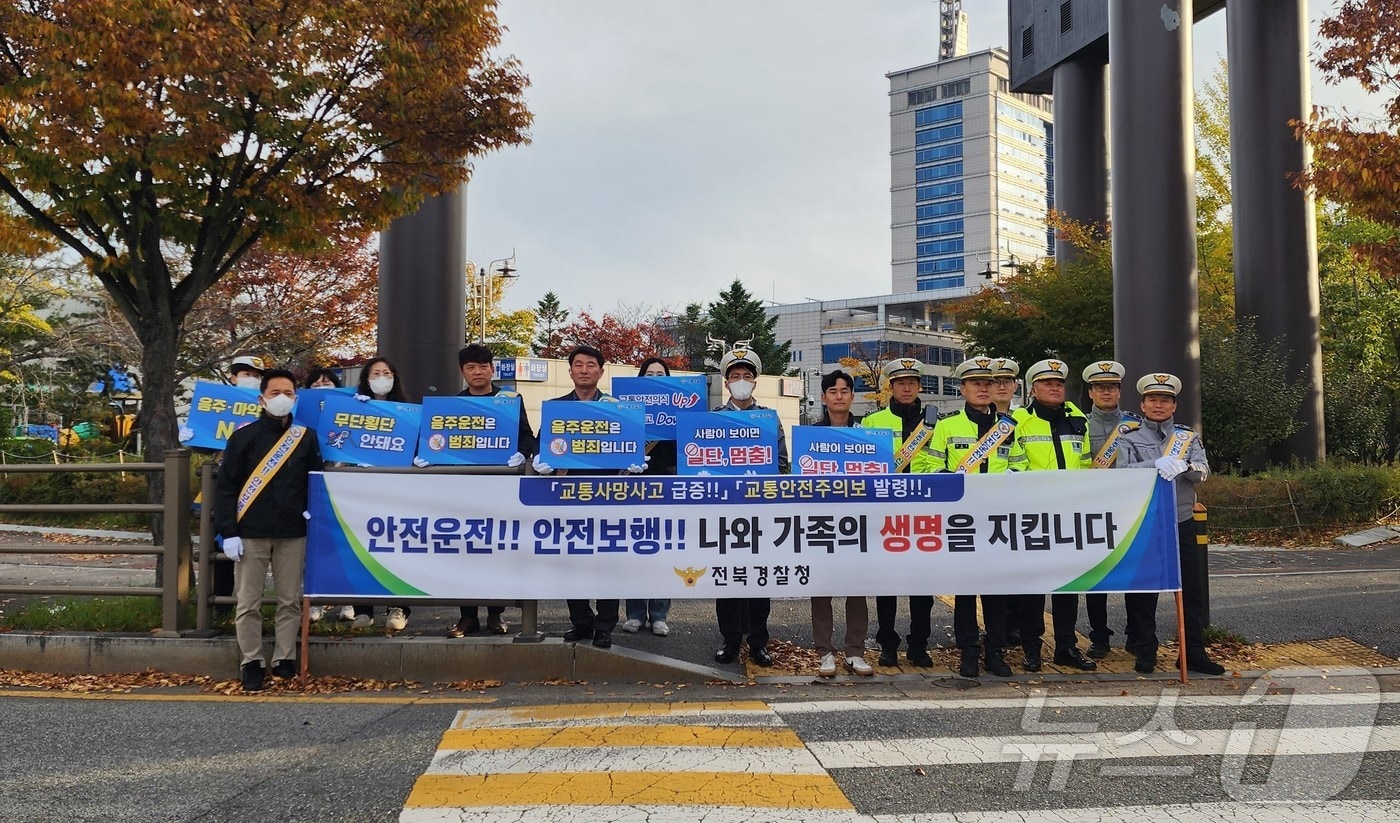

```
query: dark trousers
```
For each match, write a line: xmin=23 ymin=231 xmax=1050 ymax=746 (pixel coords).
xmin=214 ymin=558 xmax=235 ymax=616
xmin=567 ymin=599 xmax=619 ymax=636
xmin=875 ymin=595 xmax=934 ymax=652
xmin=459 ymin=605 xmax=505 ymax=623
xmin=716 ymin=598 xmax=770 ymax=650
xmin=1124 ymin=517 xmax=1209 ymax=657
xmin=1017 ymin=593 xmax=1113 ymax=650
xmin=952 ymin=594 xmax=1007 ymax=653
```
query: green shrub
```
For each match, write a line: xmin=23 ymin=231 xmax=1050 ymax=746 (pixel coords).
xmin=1200 ymin=462 xmax=1400 ymax=532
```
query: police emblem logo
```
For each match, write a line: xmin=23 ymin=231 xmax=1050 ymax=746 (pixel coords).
xmin=1049 ymin=360 xmax=1063 ymax=372
xmin=733 ymin=349 xmax=749 ymax=358
xmin=1154 ymin=373 xmax=1170 ymax=383
xmin=1099 ymin=362 xmax=1114 ymax=372
xmin=975 ymin=357 xmax=991 ymax=367
xmin=901 ymin=359 xmax=915 ymax=369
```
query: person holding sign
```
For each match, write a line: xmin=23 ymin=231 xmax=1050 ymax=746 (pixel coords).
xmin=213 ymin=369 xmax=323 ymax=692
xmin=1010 ymin=359 xmax=1098 ymax=674
xmin=300 ymin=368 xmax=356 ymax=626
xmin=1116 ymin=372 xmax=1224 ymax=676
xmin=712 ymin=346 xmax=784 ymax=667
xmin=622 ymin=357 xmax=677 ymax=638
xmin=863 ymin=357 xmax=940 ymax=669
xmin=446 ymin=343 xmax=536 ymax=638
xmin=350 ymin=356 xmax=412 ymax=632
xmin=1081 ymin=360 xmax=1135 ymax=660
xmin=930 ymin=357 xmax=1027 ymax=679
xmin=809 ymin=369 xmax=873 ymax=677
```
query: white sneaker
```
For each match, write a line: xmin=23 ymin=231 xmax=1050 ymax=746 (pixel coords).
xmin=386 ymin=607 xmax=408 ymax=631
xmin=845 ymin=655 xmax=874 ymax=676
xmin=651 ymin=620 xmax=670 ymax=637
xmin=350 ymin=613 xmax=373 ymax=629
xmin=818 ymin=652 xmax=838 ymax=678
xmin=308 ymin=606 xmax=324 ymax=623
xmin=621 ymin=619 xmax=642 ymax=633
xmin=337 ymin=605 xmax=355 ymax=621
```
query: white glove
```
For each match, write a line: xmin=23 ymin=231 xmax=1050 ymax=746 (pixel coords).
xmin=178 ymin=426 xmax=194 ymax=442
xmin=624 ymin=455 xmax=651 ymax=474
xmin=532 ymin=454 xmax=554 ymax=475
xmin=1154 ymin=456 xmax=1188 ymax=481
xmin=412 ymin=456 xmax=430 ymax=467
xmin=222 ymin=536 xmax=244 ymax=562
xmin=354 ymin=393 xmax=371 ymax=402
xmin=303 ymin=511 xmax=311 ymax=520
xmin=506 ymin=452 xmax=526 ymax=468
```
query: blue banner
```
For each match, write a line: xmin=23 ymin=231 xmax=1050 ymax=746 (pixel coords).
xmin=675 ymin=409 xmax=781 ymax=475
xmin=611 ymin=376 xmax=708 ymax=440
xmin=538 ymin=400 xmax=647 ymax=471
xmin=317 ymin=393 xmax=422 ymax=467
xmin=417 ymin=395 xmax=520 ymax=465
xmin=293 ymin=386 xmax=355 ymax=431
xmin=791 ymin=426 xmax=896 ymax=475
xmin=180 ymin=382 xmax=261 ymax=450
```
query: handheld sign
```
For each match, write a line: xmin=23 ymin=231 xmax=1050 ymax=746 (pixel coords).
xmin=416 ymin=395 xmax=520 ymax=465
xmin=180 ymin=382 xmax=262 ymax=450
xmin=318 ymin=393 xmax=421 ymax=467
xmin=791 ymin=426 xmax=894 ymax=475
xmin=676 ymin=409 xmax=780 ymax=475
xmin=293 ymin=386 xmax=355 ymax=432
xmin=539 ymin=400 xmax=647 ymax=471
xmin=611 ymin=375 xmax=707 ymax=440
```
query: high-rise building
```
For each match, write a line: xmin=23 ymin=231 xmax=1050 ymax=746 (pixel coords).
xmin=888 ymin=48 xmax=1055 ymax=294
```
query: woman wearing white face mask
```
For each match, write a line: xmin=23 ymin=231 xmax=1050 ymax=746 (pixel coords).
xmin=349 ymin=356 xmax=412 ymax=631
xmin=621 ymin=358 xmax=678 ymax=638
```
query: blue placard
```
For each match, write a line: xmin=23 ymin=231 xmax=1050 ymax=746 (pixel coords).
xmin=675 ymin=409 xmax=781 ymax=475
xmin=180 ymin=382 xmax=262 ymax=450
xmin=417 ymin=395 xmax=520 ymax=465
xmin=791 ymin=426 xmax=895 ymax=475
xmin=317 ymin=393 xmax=421 ymax=467
xmin=610 ymin=376 xmax=708 ymax=440
xmin=293 ymin=386 xmax=355 ymax=431
xmin=539 ymin=400 xmax=647 ymax=471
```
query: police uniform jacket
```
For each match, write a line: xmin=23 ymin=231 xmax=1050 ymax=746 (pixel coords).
xmin=458 ymin=385 xmax=538 ymax=458
xmin=1012 ymin=400 xmax=1090 ymax=471
xmin=214 ymin=412 xmax=323 ymax=540
xmin=928 ymin=402 xmax=1027 ymax=473
xmin=1115 ymin=415 xmax=1210 ymax=522
xmin=862 ymin=399 xmax=936 ymax=474
xmin=715 ymin=399 xmax=790 ymax=473
xmin=1087 ymin=405 xmax=1124 ymax=455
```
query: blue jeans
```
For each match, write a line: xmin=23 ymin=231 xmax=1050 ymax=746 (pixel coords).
xmin=626 ymin=599 xmax=671 ymax=622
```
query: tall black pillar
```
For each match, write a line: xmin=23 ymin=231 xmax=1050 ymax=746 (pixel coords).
xmin=1108 ymin=0 xmax=1200 ymax=428
xmin=378 ymin=187 xmax=467 ymax=399
xmin=1227 ymin=0 xmax=1325 ymax=463
xmin=1052 ymin=54 xmax=1109 ymax=267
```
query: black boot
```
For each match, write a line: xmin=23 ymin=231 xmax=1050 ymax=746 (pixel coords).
xmin=240 ymin=661 xmax=265 ymax=692
xmin=984 ymin=650 xmax=1012 ymax=677
xmin=958 ymin=649 xmax=979 ymax=678
xmin=1022 ymin=644 xmax=1043 ymax=673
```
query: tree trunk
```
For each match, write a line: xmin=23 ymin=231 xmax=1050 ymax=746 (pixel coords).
xmin=136 ymin=316 xmax=182 ymax=553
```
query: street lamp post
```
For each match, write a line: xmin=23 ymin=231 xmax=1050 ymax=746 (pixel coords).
xmin=469 ymin=250 xmax=518 ymax=344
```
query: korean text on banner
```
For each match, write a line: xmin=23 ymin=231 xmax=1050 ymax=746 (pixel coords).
xmin=317 ymin=393 xmax=421 ymax=467
xmin=539 ymin=400 xmax=647 ymax=470
xmin=676 ymin=409 xmax=780 ymax=475
xmin=611 ymin=376 xmax=708 ymax=440
xmin=417 ymin=395 xmax=520 ymax=465
xmin=304 ymin=468 xmax=1181 ymax=599
xmin=791 ymin=426 xmax=895 ymax=475
xmin=293 ymin=386 xmax=355 ymax=432
xmin=180 ymin=382 xmax=261 ymax=450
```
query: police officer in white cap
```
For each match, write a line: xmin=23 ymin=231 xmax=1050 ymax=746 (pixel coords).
xmin=228 ymin=355 xmax=266 ymax=390
xmin=1115 ymin=372 xmax=1225 ymax=676
xmin=990 ymin=357 xmax=1021 ymax=414
xmin=1079 ymin=360 xmax=1132 ymax=659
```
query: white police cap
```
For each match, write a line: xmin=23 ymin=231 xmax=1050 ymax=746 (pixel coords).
xmin=719 ymin=348 xmax=762 ymax=376
xmin=230 ymin=355 xmax=266 ymax=374
xmin=990 ymin=357 xmax=1019 ymax=379
xmin=954 ymin=357 xmax=997 ymax=380
xmin=1136 ymin=372 xmax=1183 ymax=397
xmin=1083 ymin=360 xmax=1126 ymax=384
xmin=882 ymin=357 xmax=925 ymax=382
xmin=1026 ymin=358 xmax=1070 ymax=382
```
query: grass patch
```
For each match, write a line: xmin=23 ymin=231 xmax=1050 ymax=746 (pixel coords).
xmin=1204 ymin=624 xmax=1251 ymax=646
xmin=1 ymin=596 xmax=179 ymax=632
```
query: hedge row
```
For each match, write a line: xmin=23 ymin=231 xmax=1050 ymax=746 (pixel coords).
xmin=1200 ymin=463 xmax=1400 ymax=532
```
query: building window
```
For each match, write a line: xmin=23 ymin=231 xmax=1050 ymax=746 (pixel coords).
xmin=915 ymin=218 xmax=964 ymax=239
xmin=916 ymin=258 xmax=963 ymax=275
xmin=1022 ymin=25 xmax=1035 ymax=58
xmin=941 ymin=79 xmax=971 ymax=99
xmin=914 ymin=161 xmax=963 ymax=183
xmin=914 ymin=123 xmax=964 ymax=146
xmin=907 ymin=87 xmax=938 ymax=107
xmin=943 ymin=376 xmax=961 ymax=396
xmin=914 ymin=101 xmax=962 ymax=127
xmin=915 ymin=181 xmax=964 ymax=202
xmin=1060 ymin=1 xmax=1073 ymax=33
xmin=916 ymin=238 xmax=965 ymax=256
xmin=916 ymin=200 xmax=964 ymax=220
xmin=920 ymin=375 xmax=940 ymax=393
xmin=915 ymin=142 xmax=963 ymax=165
xmin=916 ymin=274 xmax=966 ymax=292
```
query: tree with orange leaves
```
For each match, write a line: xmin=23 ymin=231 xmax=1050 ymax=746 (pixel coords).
xmin=0 ymin=1 xmax=530 ymax=502
xmin=538 ymin=311 xmax=685 ymax=370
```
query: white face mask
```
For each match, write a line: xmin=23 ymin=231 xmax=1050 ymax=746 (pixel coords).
xmin=263 ymin=394 xmax=295 ymax=418
xmin=235 ymin=375 xmax=261 ymax=390
xmin=368 ymin=376 xmax=395 ymax=396
xmin=728 ymin=380 xmax=755 ymax=402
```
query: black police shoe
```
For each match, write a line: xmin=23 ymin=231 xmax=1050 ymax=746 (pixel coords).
xmin=714 ymin=644 xmax=740 ymax=664
xmin=1005 ymin=627 xmax=1023 ymax=646
xmin=592 ymin=632 xmax=612 ymax=649
xmin=241 ymin=661 xmax=265 ymax=693
xmin=984 ymin=651 xmax=1012 ymax=678
xmin=958 ymin=650 xmax=979 ymax=678
xmin=877 ymin=649 xmax=899 ymax=667
xmin=1187 ymin=654 xmax=1226 ymax=676
xmin=1134 ymin=650 xmax=1156 ymax=674
xmin=1054 ymin=646 xmax=1098 ymax=670
xmin=750 ymin=647 xmax=774 ymax=667
xmin=1087 ymin=641 xmax=1110 ymax=659
xmin=1022 ymin=645 xmax=1043 ymax=673
xmin=562 ymin=627 xmax=588 ymax=642
xmin=270 ymin=659 xmax=297 ymax=680
xmin=906 ymin=648 xmax=934 ymax=668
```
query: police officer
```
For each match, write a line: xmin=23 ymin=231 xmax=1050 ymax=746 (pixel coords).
xmin=989 ymin=357 xmax=1023 ymax=644
xmin=712 ymin=346 xmax=786 ymax=667
xmin=1010 ymin=359 xmax=1097 ymax=672
xmin=1081 ymin=360 xmax=1132 ymax=658
xmin=1115 ymin=373 xmax=1225 ymax=676
xmin=864 ymin=357 xmax=938 ymax=668
xmin=929 ymin=357 xmax=1026 ymax=678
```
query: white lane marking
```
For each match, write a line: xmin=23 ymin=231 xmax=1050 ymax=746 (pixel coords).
xmin=451 ymin=709 xmax=782 ymax=729
xmin=865 ymin=800 xmax=1400 ymax=822
xmin=1212 ymin=568 xmax=1400 ymax=578
xmin=422 ymin=746 xmax=827 ymax=776
xmin=772 ymin=692 xmax=1400 ymax=714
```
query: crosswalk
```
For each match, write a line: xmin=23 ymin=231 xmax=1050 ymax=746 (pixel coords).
xmin=401 ymin=678 xmax=1400 ymax=821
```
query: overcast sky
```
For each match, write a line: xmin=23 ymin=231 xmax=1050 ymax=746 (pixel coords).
xmin=463 ymin=1 xmax=1376 ymax=318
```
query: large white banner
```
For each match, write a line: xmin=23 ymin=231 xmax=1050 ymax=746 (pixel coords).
xmin=305 ymin=470 xmax=1181 ymax=599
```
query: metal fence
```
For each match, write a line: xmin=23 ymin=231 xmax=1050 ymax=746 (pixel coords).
xmin=0 ymin=449 xmax=192 ymax=634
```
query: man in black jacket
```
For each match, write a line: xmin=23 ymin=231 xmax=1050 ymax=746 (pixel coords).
xmin=214 ymin=369 xmax=323 ymax=691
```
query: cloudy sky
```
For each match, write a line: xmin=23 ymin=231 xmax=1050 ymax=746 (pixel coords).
xmin=463 ymin=1 xmax=1376 ymax=318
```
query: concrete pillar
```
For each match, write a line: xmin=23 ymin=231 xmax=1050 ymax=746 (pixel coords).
xmin=378 ymin=187 xmax=467 ymax=399
xmin=1227 ymin=0 xmax=1325 ymax=463
xmin=1052 ymin=55 xmax=1109 ymax=266
xmin=1108 ymin=0 xmax=1200 ymax=428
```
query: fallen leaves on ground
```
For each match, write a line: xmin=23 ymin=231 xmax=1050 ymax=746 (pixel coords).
xmin=0 ymin=668 xmax=506 ymax=696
